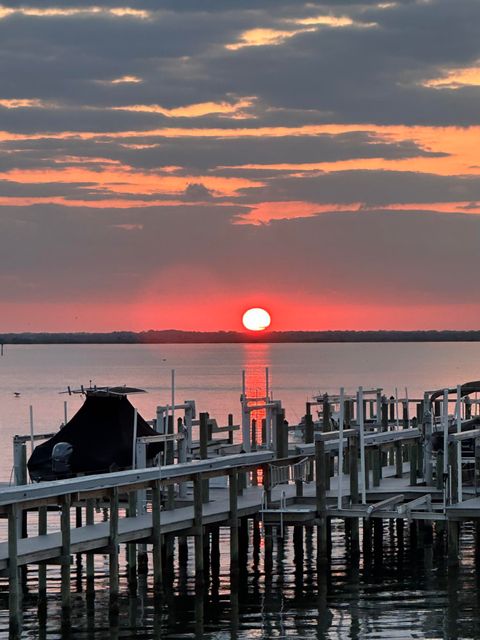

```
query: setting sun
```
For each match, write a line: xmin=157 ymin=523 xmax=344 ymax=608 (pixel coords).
xmin=242 ymin=307 xmax=271 ymax=331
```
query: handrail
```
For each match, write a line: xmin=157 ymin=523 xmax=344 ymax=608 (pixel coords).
xmin=0 ymin=451 xmax=276 ymax=509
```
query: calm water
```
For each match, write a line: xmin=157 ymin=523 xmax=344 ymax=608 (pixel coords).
xmin=0 ymin=342 xmax=479 ymax=639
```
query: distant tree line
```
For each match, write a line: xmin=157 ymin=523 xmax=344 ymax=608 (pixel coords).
xmin=1 ymin=330 xmax=480 ymax=344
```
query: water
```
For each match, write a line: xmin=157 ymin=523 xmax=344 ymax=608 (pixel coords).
xmin=0 ymin=341 xmax=479 ymax=638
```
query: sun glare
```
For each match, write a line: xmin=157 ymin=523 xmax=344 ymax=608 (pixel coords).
xmin=242 ymin=307 xmax=271 ymax=331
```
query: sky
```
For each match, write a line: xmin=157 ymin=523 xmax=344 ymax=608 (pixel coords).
xmin=1 ymin=0 xmax=480 ymax=332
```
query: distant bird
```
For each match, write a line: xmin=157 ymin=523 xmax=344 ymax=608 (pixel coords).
xmin=13 ymin=392 xmax=20 ymax=397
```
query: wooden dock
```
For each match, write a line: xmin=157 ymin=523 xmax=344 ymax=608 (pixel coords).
xmin=3 ymin=382 xmax=480 ymax=636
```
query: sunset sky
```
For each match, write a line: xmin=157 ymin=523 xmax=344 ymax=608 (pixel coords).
xmin=1 ymin=0 xmax=480 ymax=331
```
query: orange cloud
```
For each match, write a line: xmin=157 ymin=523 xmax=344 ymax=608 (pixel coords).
xmin=236 ymin=201 xmax=362 ymax=224
xmin=2 ymin=166 xmax=263 ymax=197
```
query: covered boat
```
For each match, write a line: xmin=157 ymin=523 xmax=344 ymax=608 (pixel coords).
xmin=27 ymin=390 xmax=161 ymax=481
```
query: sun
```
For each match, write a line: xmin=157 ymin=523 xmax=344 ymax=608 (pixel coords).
xmin=242 ymin=307 xmax=271 ymax=331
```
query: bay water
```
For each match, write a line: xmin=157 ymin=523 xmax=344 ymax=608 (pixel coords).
xmin=0 ymin=342 xmax=479 ymax=638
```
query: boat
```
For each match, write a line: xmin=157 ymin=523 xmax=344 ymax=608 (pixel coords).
xmin=27 ymin=386 xmax=162 ymax=481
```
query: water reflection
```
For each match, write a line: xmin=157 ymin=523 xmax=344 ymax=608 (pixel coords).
xmin=242 ymin=343 xmax=271 ymax=449
xmin=8 ymin=520 xmax=480 ymax=639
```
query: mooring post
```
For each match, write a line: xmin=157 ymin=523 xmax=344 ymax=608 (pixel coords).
xmin=424 ymin=408 xmax=434 ymax=485
xmin=229 ymin=469 xmax=239 ymax=577
xmin=409 ymin=443 xmax=418 ymax=486
xmin=37 ymin=506 xmax=47 ymax=603
xmin=305 ymin=405 xmax=315 ymax=483
xmin=85 ymin=498 xmax=95 ymax=596
xmin=436 ymin=453 xmax=444 ymax=491
xmin=251 ymin=419 xmax=258 ymax=486
xmin=275 ymin=409 xmax=287 ymax=459
xmin=151 ymin=479 xmax=163 ymax=595
xmin=322 ymin=394 xmax=330 ymax=432
xmin=395 ymin=441 xmax=403 ymax=478
xmin=199 ymin=412 xmax=210 ymax=503
xmin=60 ymin=494 xmax=72 ymax=616
xmin=8 ymin=503 xmax=21 ymax=637
xmin=109 ymin=487 xmax=120 ymax=616
xmin=372 ymin=447 xmax=381 ymax=487
xmin=448 ymin=520 xmax=460 ymax=566
xmin=349 ymin=435 xmax=360 ymax=550
xmin=228 ymin=413 xmax=234 ymax=445
xmin=315 ymin=439 xmax=328 ymax=564
xmin=178 ymin=416 xmax=187 ymax=499
xmin=193 ymin=474 xmax=204 ymax=588
xmin=449 ymin=442 xmax=458 ymax=504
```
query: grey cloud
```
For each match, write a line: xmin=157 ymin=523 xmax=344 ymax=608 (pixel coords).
xmin=0 ymin=204 xmax=479 ymax=307
xmin=238 ymin=171 xmax=480 ymax=206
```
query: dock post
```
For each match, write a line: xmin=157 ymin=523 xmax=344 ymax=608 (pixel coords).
xmin=395 ymin=441 xmax=403 ymax=478
xmin=38 ymin=506 xmax=47 ymax=603
xmin=436 ymin=453 xmax=444 ymax=491
xmin=372 ymin=447 xmax=381 ymax=487
xmin=322 ymin=394 xmax=330 ymax=432
xmin=315 ymin=439 xmax=328 ymax=565
xmin=60 ymin=494 xmax=72 ymax=617
xmin=228 ymin=413 xmax=234 ymax=445
xmin=8 ymin=504 xmax=21 ymax=638
xmin=305 ymin=405 xmax=314 ymax=482
xmin=275 ymin=409 xmax=288 ymax=459
xmin=85 ymin=498 xmax=95 ymax=597
xmin=348 ymin=435 xmax=360 ymax=552
xmin=229 ymin=469 xmax=239 ymax=577
xmin=363 ymin=518 xmax=372 ymax=558
xmin=409 ymin=443 xmax=418 ymax=486
xmin=193 ymin=474 xmax=204 ymax=588
xmin=199 ymin=413 xmax=210 ymax=503
xmin=109 ymin=487 xmax=120 ymax=616
xmin=152 ymin=479 xmax=163 ymax=595
xmin=381 ymin=397 xmax=388 ymax=431
xmin=178 ymin=416 xmax=187 ymax=499
xmin=448 ymin=520 xmax=460 ymax=565
xmin=424 ymin=409 xmax=433 ymax=485
xmin=126 ymin=492 xmax=137 ymax=589
xmin=449 ymin=442 xmax=458 ymax=504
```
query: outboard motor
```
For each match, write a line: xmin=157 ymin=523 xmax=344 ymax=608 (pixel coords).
xmin=52 ymin=442 xmax=73 ymax=475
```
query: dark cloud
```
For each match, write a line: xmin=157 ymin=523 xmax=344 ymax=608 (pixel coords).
xmin=238 ymin=171 xmax=480 ymax=206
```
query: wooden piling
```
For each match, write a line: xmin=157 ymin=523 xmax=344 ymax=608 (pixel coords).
xmin=109 ymin=487 xmax=120 ymax=615
xmin=228 ymin=469 xmax=239 ymax=575
xmin=228 ymin=413 xmax=234 ymax=445
xmin=126 ymin=492 xmax=137 ymax=591
xmin=151 ymin=479 xmax=163 ymax=594
xmin=372 ymin=447 xmax=381 ymax=487
xmin=348 ymin=435 xmax=360 ymax=550
xmin=448 ymin=520 xmax=460 ymax=565
xmin=315 ymin=439 xmax=328 ymax=564
xmin=85 ymin=498 xmax=95 ymax=596
xmin=199 ymin=412 xmax=210 ymax=503
xmin=436 ymin=453 xmax=444 ymax=491
xmin=322 ymin=394 xmax=330 ymax=432
xmin=409 ymin=443 xmax=418 ymax=486
xmin=38 ymin=506 xmax=47 ymax=602
xmin=395 ymin=441 xmax=403 ymax=478
xmin=60 ymin=494 xmax=71 ymax=616
xmin=8 ymin=504 xmax=20 ymax=637
xmin=193 ymin=474 xmax=204 ymax=588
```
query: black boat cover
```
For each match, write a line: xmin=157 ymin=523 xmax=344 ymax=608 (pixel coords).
xmin=27 ymin=394 xmax=161 ymax=481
